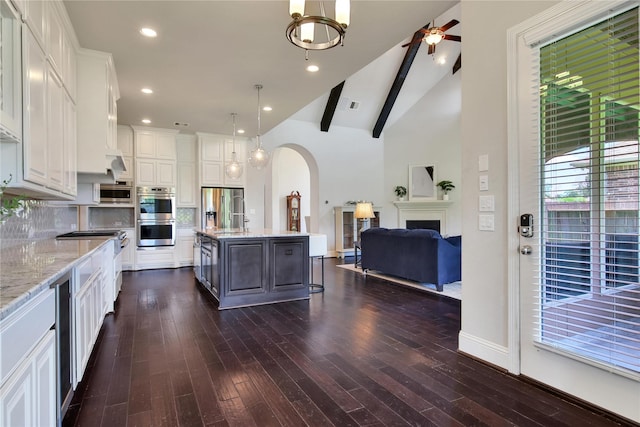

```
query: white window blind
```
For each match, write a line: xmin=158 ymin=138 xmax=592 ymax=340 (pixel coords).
xmin=537 ymin=7 xmax=639 ymax=375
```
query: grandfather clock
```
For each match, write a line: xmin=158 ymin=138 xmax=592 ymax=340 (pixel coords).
xmin=286 ymin=191 xmax=301 ymax=231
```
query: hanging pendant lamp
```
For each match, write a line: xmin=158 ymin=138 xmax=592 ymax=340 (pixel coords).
xmin=248 ymin=84 xmax=270 ymax=169
xmin=225 ymin=113 xmax=243 ymax=179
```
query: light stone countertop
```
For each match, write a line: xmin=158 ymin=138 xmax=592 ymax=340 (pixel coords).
xmin=196 ymin=228 xmax=309 ymax=239
xmin=0 ymin=239 xmax=113 ymax=320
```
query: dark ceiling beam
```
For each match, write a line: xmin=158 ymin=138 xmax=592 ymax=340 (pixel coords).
xmin=453 ymin=53 xmax=462 ymax=74
xmin=372 ymin=23 xmax=429 ymax=139
xmin=320 ymin=81 xmax=345 ymax=132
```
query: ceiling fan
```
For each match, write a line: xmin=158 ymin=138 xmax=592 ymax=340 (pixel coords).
xmin=402 ymin=19 xmax=461 ymax=55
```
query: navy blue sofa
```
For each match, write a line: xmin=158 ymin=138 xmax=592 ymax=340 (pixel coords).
xmin=360 ymin=228 xmax=461 ymax=291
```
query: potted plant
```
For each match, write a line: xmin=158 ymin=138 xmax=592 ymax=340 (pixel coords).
xmin=394 ymin=185 xmax=407 ymax=201
xmin=437 ymin=180 xmax=455 ymax=200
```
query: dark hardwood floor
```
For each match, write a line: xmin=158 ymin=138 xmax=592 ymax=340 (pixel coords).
xmin=64 ymin=258 xmax=633 ymax=427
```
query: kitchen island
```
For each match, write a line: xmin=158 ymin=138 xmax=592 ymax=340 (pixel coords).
xmin=196 ymin=229 xmax=309 ymax=310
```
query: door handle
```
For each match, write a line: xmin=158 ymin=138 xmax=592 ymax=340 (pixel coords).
xmin=520 ymin=245 xmax=532 ymax=255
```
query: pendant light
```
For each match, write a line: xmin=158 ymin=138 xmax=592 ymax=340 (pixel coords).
xmin=248 ymin=84 xmax=270 ymax=169
xmin=225 ymin=113 xmax=243 ymax=179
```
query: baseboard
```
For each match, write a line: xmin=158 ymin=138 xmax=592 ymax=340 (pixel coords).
xmin=458 ymin=331 xmax=510 ymax=370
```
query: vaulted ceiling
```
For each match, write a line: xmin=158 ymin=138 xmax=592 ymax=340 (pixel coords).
xmin=64 ymin=1 xmax=460 ymax=138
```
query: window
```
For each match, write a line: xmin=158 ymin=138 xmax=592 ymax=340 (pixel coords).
xmin=538 ymin=7 xmax=639 ymax=373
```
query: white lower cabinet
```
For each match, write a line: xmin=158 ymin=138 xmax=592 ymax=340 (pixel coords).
xmin=175 ymin=232 xmax=194 ymax=267
xmin=135 ymin=247 xmax=175 ymax=270
xmin=121 ymin=228 xmax=135 ymax=271
xmin=0 ymin=287 xmax=56 ymax=427
xmin=73 ymin=243 xmax=112 ymax=386
xmin=74 ymin=271 xmax=96 ymax=384
xmin=0 ymin=330 xmax=56 ymax=427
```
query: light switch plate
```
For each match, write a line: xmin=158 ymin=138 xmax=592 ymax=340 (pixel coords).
xmin=479 ymin=195 xmax=495 ymax=212
xmin=479 ymin=214 xmax=495 ymax=231
xmin=479 ymin=175 xmax=489 ymax=191
xmin=479 ymin=154 xmax=489 ymax=172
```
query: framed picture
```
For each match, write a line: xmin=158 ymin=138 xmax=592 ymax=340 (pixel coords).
xmin=409 ymin=164 xmax=436 ymax=200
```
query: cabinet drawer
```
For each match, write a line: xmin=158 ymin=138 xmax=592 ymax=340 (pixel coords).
xmin=0 ymin=288 xmax=55 ymax=385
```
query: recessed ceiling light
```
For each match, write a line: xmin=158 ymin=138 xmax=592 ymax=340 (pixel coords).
xmin=140 ymin=27 xmax=157 ymax=38
xmin=306 ymin=64 xmax=319 ymax=72
xmin=237 ymin=129 xmax=245 ymax=134
xmin=262 ymin=106 xmax=272 ymax=112
xmin=141 ymin=88 xmax=153 ymax=94
xmin=437 ymin=57 xmax=447 ymax=65
xmin=141 ymin=119 xmax=151 ymax=124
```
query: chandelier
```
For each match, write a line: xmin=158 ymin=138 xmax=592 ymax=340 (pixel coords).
xmin=286 ymin=0 xmax=350 ymax=58
xmin=225 ymin=113 xmax=243 ymax=179
xmin=248 ymin=85 xmax=270 ymax=170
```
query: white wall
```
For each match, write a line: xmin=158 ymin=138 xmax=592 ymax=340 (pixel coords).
xmin=384 ymin=70 xmax=462 ymax=235
xmin=271 ymin=147 xmax=310 ymax=231
xmin=459 ymin=0 xmax=558 ymax=365
xmin=250 ymin=120 xmax=385 ymax=254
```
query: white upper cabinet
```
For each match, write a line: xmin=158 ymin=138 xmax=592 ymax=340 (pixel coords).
xmin=22 ymin=0 xmax=45 ymax=49
xmin=76 ymin=48 xmax=119 ymax=176
xmin=133 ymin=128 xmax=177 ymax=160
xmin=0 ymin=0 xmax=23 ymax=143
xmin=0 ymin=0 xmax=77 ymax=199
xmin=132 ymin=127 xmax=178 ymax=187
xmin=22 ymin=26 xmax=48 ymax=187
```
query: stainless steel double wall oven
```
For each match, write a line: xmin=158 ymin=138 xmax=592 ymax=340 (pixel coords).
xmin=136 ymin=186 xmax=176 ymax=247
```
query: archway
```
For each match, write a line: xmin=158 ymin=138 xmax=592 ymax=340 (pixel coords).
xmin=264 ymin=144 xmax=319 ymax=233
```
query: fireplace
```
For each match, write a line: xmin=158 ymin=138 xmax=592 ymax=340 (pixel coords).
xmin=394 ymin=201 xmax=450 ymax=235
xmin=406 ymin=220 xmax=440 ymax=233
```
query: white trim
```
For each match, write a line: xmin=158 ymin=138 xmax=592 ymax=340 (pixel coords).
xmin=458 ymin=331 xmax=510 ymax=370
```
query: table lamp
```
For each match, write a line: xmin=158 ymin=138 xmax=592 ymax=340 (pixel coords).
xmin=354 ymin=202 xmax=375 ymax=237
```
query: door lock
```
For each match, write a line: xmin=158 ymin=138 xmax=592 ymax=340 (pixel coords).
xmin=519 ymin=214 xmax=534 ymax=238
xmin=520 ymin=245 xmax=532 ymax=255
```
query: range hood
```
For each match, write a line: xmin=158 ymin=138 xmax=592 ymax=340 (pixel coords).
xmin=77 ymin=148 xmax=127 ymax=184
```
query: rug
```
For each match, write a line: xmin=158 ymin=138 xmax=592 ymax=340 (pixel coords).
xmin=336 ymin=263 xmax=461 ymax=301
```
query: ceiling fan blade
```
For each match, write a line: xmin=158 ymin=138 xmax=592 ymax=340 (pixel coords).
xmin=440 ymin=19 xmax=459 ymax=32
xmin=428 ymin=43 xmax=436 ymax=55
xmin=443 ymin=34 xmax=461 ymax=42
xmin=401 ymin=39 xmax=421 ymax=48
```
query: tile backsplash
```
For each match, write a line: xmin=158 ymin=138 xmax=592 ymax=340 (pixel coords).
xmin=0 ymin=201 xmax=78 ymax=248
xmin=89 ymin=207 xmax=135 ymax=229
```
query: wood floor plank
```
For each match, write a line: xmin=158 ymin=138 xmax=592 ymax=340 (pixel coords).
xmin=63 ymin=263 xmax=635 ymax=427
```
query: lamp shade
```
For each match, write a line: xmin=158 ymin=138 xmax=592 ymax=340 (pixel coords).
xmin=354 ymin=202 xmax=375 ymax=219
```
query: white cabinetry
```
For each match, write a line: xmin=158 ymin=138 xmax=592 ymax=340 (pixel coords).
xmin=121 ymin=228 xmax=135 ymax=270
xmin=132 ymin=127 xmax=178 ymax=187
xmin=73 ymin=243 xmax=112 ymax=384
xmin=197 ymin=132 xmax=246 ymax=187
xmin=0 ymin=0 xmax=77 ymax=200
xmin=22 ymin=26 xmax=48 ymax=187
xmin=117 ymin=125 xmax=134 ymax=182
xmin=177 ymin=134 xmax=196 ymax=207
xmin=334 ymin=205 xmax=381 ymax=258
xmin=0 ymin=0 xmax=23 ymax=142
xmin=47 ymin=68 xmax=64 ymax=192
xmin=175 ymin=229 xmax=195 ymax=266
xmin=76 ymin=48 xmax=120 ymax=177
xmin=0 ymin=288 xmax=56 ymax=427
xmin=63 ymin=92 xmax=77 ymax=195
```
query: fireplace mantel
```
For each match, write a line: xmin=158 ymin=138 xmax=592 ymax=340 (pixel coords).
xmin=393 ymin=200 xmax=453 ymax=209
xmin=394 ymin=200 xmax=452 ymax=234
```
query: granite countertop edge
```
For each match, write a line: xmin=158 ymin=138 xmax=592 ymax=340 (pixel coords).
xmin=0 ymin=239 xmax=114 ymax=321
xmin=196 ymin=228 xmax=310 ymax=239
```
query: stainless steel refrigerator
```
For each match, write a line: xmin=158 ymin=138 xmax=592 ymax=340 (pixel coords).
xmin=201 ymin=187 xmax=245 ymax=230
